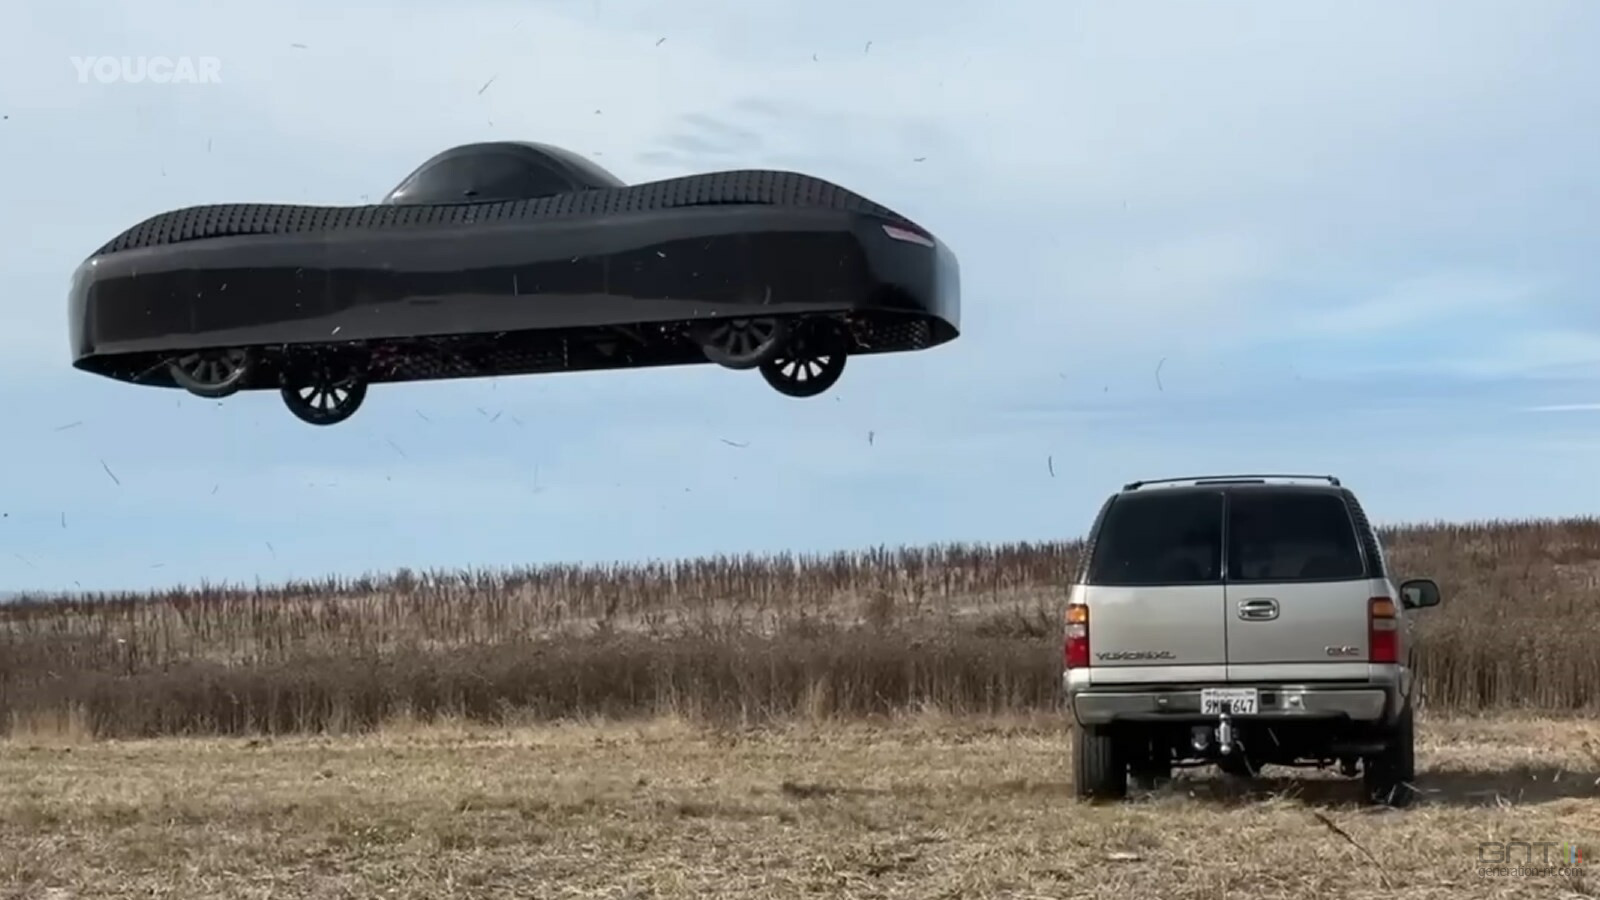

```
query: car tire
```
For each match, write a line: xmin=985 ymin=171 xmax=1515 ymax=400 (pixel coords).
xmin=1072 ymin=725 xmax=1128 ymax=801
xmin=1363 ymin=703 xmax=1417 ymax=807
xmin=168 ymin=347 xmax=255 ymax=399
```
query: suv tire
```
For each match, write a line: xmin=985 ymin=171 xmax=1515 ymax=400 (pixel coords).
xmin=1363 ymin=702 xmax=1416 ymax=807
xmin=1073 ymin=724 xmax=1128 ymax=800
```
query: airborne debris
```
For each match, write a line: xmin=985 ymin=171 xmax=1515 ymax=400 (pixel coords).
xmin=99 ymin=460 xmax=120 ymax=486
xmin=478 ymin=75 xmax=498 ymax=95
xmin=1309 ymin=810 xmax=1391 ymax=889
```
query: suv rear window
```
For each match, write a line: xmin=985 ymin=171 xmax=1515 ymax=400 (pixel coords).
xmin=1226 ymin=491 xmax=1364 ymax=581
xmin=1088 ymin=490 xmax=1223 ymax=585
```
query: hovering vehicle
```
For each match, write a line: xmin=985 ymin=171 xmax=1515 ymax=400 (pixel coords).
xmin=67 ymin=141 xmax=961 ymax=425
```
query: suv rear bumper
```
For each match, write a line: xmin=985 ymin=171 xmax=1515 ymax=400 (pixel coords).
xmin=1064 ymin=669 xmax=1405 ymax=727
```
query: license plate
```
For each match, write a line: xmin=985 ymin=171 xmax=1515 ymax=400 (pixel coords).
xmin=1201 ymin=688 xmax=1259 ymax=715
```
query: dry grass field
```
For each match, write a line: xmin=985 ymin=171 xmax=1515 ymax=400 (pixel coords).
xmin=3 ymin=713 xmax=1599 ymax=899
xmin=3 ymin=518 xmax=1600 ymax=737
xmin=2 ymin=518 xmax=1600 ymax=897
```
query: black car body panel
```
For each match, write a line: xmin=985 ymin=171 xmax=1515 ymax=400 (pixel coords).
xmin=68 ymin=145 xmax=960 ymax=391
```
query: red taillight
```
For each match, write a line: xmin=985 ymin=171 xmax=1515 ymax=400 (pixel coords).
xmin=1065 ymin=603 xmax=1089 ymax=668
xmin=1369 ymin=596 xmax=1398 ymax=663
xmin=882 ymin=223 xmax=936 ymax=248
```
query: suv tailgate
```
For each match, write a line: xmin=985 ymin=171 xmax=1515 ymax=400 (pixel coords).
xmin=1080 ymin=488 xmax=1227 ymax=684
xmin=1223 ymin=489 xmax=1376 ymax=681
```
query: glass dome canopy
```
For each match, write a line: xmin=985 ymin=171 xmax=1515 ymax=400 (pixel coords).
xmin=381 ymin=141 xmax=626 ymax=205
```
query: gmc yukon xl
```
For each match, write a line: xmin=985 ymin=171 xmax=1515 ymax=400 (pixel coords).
xmin=1063 ymin=474 xmax=1441 ymax=806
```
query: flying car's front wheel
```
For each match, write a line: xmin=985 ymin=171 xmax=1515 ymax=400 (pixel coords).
xmin=168 ymin=348 xmax=255 ymax=399
xmin=759 ymin=322 xmax=848 ymax=398
xmin=280 ymin=361 xmax=369 ymax=426
xmin=693 ymin=316 xmax=791 ymax=370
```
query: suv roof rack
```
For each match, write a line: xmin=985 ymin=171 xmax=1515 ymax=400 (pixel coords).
xmin=1121 ymin=473 xmax=1342 ymax=491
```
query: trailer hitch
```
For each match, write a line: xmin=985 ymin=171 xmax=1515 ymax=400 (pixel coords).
xmin=1216 ymin=706 xmax=1236 ymax=756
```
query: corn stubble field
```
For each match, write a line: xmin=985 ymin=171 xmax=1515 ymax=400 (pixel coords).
xmin=5 ymin=518 xmax=1600 ymax=735
xmin=3 ymin=518 xmax=1600 ymax=898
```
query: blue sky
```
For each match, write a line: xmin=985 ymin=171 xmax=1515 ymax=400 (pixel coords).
xmin=2 ymin=0 xmax=1600 ymax=593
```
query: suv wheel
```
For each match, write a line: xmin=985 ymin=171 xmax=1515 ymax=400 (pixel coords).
xmin=1363 ymin=703 xmax=1417 ymax=807
xmin=1073 ymin=725 xmax=1128 ymax=800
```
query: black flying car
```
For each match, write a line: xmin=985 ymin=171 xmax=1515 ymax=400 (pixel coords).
xmin=67 ymin=141 xmax=961 ymax=425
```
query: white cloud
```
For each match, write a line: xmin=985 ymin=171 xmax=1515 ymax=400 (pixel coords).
xmin=1292 ymin=271 xmax=1545 ymax=337
xmin=1523 ymin=403 xmax=1600 ymax=413
xmin=1447 ymin=331 xmax=1600 ymax=379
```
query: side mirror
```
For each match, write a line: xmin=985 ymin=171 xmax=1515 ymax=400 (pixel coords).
xmin=1399 ymin=578 xmax=1441 ymax=610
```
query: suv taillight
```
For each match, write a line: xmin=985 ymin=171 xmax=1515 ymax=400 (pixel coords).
xmin=1369 ymin=596 xmax=1398 ymax=663
xmin=1065 ymin=603 xmax=1089 ymax=668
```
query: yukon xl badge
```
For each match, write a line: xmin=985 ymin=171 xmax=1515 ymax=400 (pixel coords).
xmin=1096 ymin=650 xmax=1176 ymax=661
xmin=1325 ymin=645 xmax=1361 ymax=657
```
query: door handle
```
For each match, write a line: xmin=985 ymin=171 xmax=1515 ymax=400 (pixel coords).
xmin=1237 ymin=598 xmax=1279 ymax=621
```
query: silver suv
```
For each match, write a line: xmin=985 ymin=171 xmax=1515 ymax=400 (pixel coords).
xmin=1063 ymin=474 xmax=1441 ymax=805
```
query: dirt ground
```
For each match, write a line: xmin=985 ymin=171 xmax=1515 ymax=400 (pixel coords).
xmin=2 ymin=714 xmax=1599 ymax=899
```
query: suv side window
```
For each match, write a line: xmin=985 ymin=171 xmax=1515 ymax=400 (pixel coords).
xmin=1226 ymin=491 xmax=1364 ymax=581
xmin=1088 ymin=490 xmax=1223 ymax=586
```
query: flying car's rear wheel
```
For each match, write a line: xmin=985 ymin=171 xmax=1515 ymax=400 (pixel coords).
xmin=280 ymin=361 xmax=369 ymax=426
xmin=759 ymin=321 xmax=849 ymax=398
xmin=694 ymin=316 xmax=791 ymax=370
xmin=168 ymin=348 xmax=255 ymax=399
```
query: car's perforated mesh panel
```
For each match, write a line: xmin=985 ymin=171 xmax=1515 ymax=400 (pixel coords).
xmin=94 ymin=170 xmax=911 ymax=256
